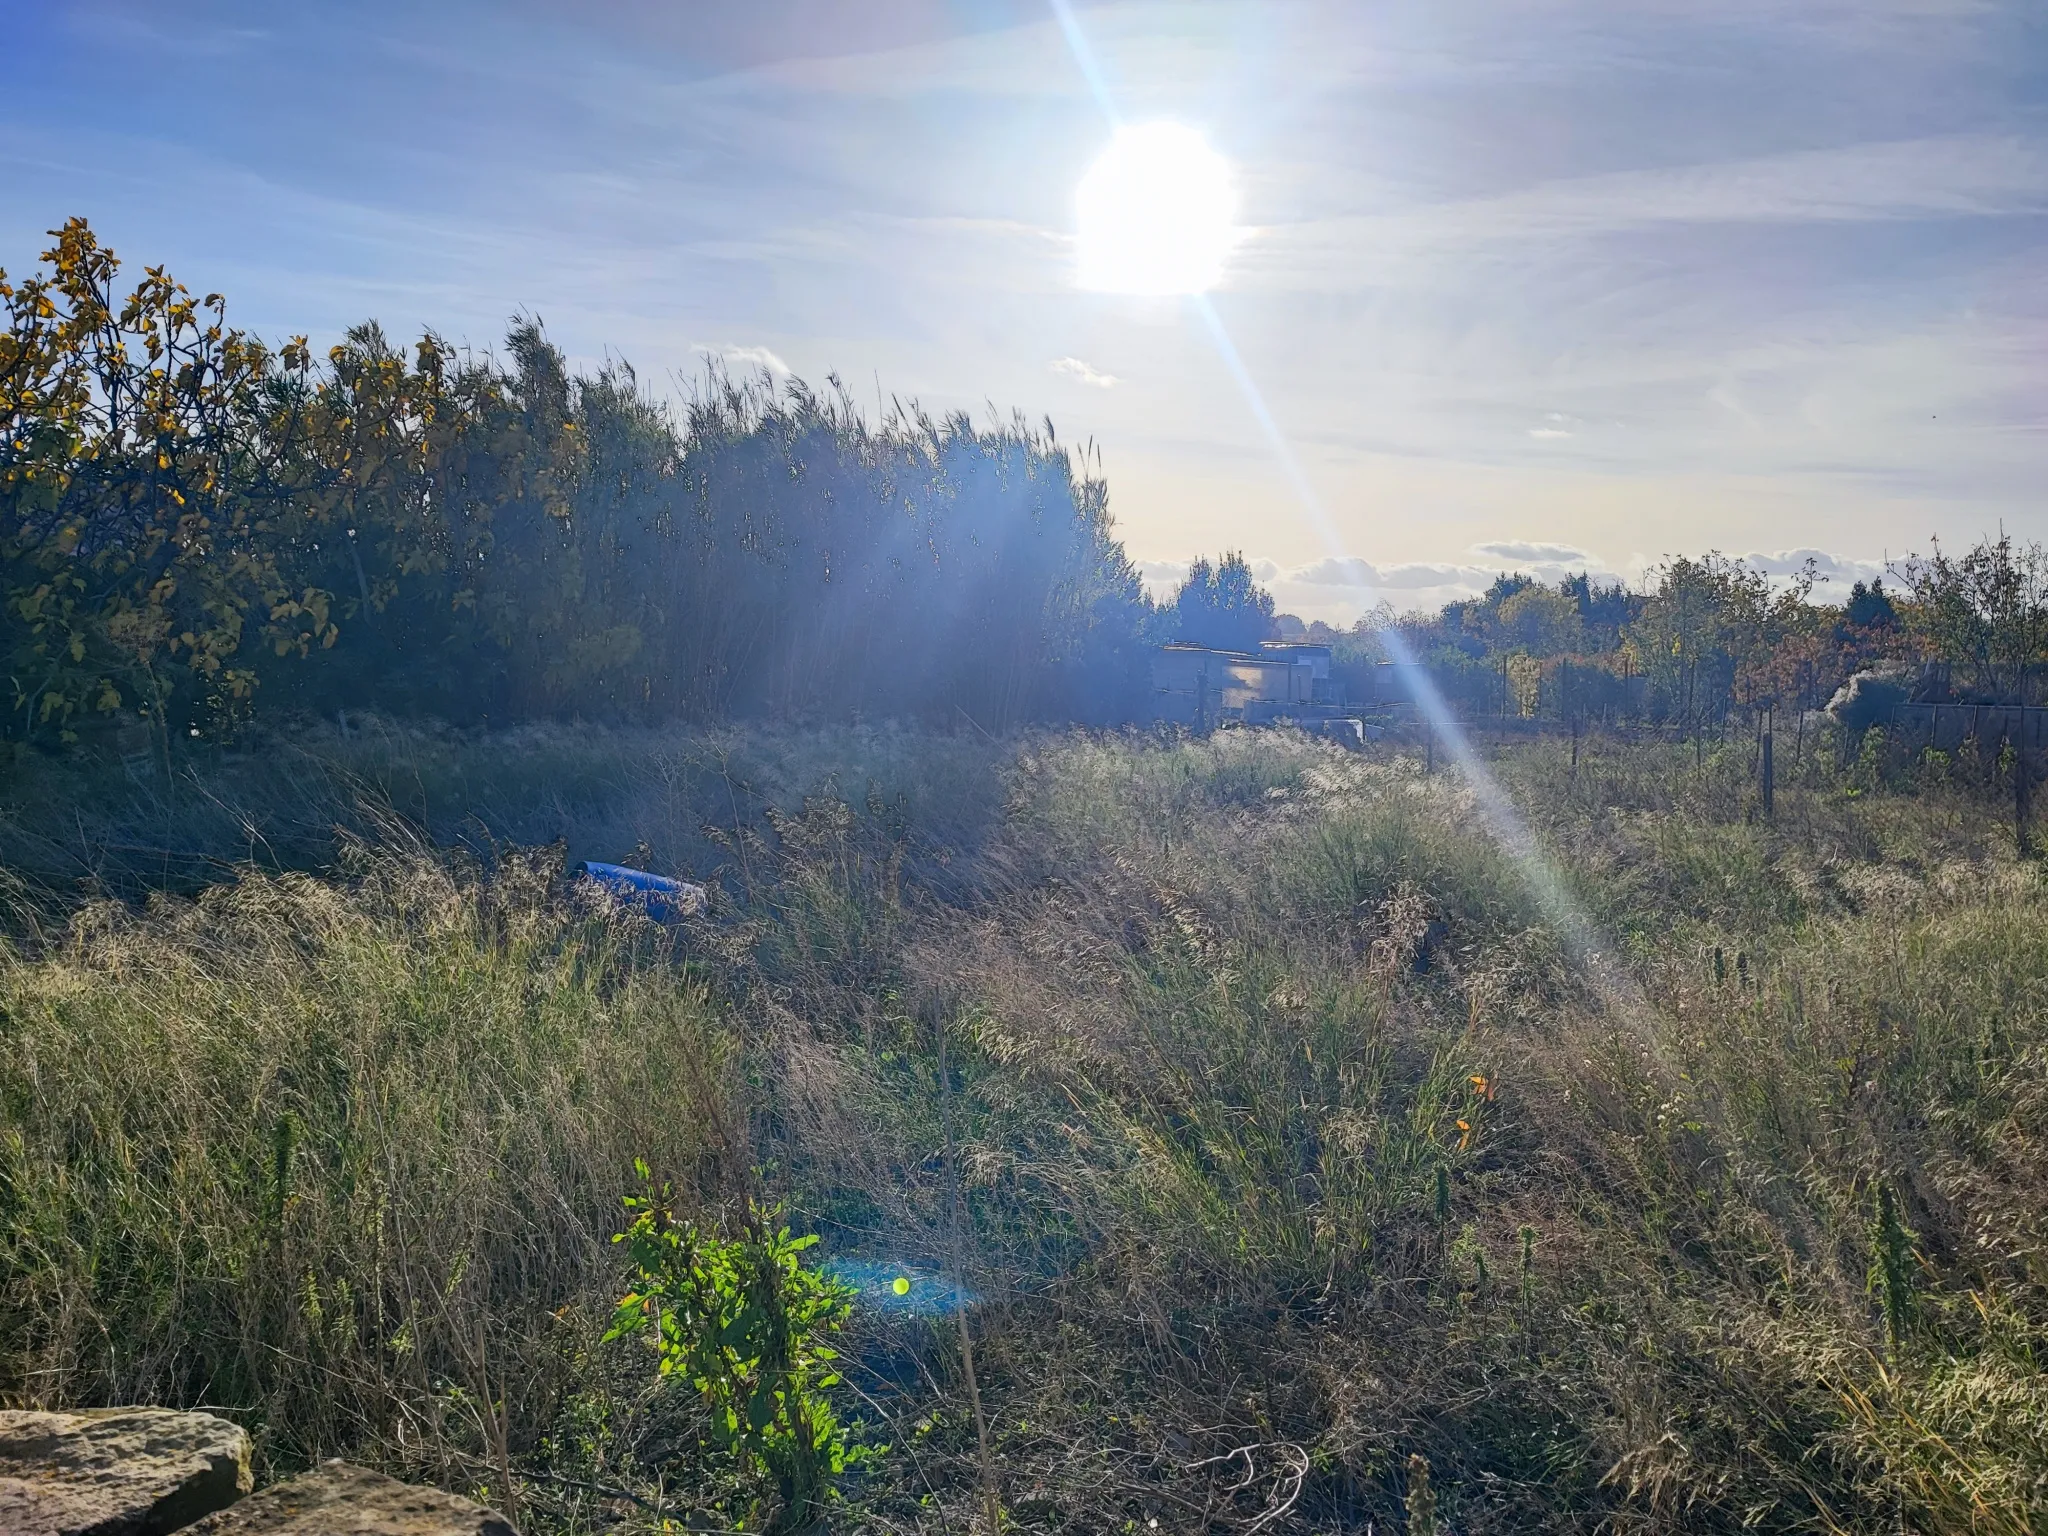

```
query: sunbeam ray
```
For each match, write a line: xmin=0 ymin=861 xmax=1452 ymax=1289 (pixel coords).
xmin=1054 ymin=2 xmax=1637 ymax=1003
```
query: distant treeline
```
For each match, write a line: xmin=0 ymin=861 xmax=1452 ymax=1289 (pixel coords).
xmin=4 ymin=220 xmax=2042 ymax=753
xmin=1 ymin=220 xmax=1152 ymax=748
xmin=1352 ymin=536 xmax=2048 ymax=731
xmin=1266 ymin=547 xmax=2046 ymax=733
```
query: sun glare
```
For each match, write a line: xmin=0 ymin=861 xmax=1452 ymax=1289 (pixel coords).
xmin=1076 ymin=122 xmax=1238 ymax=295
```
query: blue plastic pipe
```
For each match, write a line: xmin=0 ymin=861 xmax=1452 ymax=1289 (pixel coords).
xmin=575 ymin=861 xmax=704 ymax=923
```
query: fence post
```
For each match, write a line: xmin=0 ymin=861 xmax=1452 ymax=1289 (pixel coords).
xmin=2019 ymin=724 xmax=2033 ymax=858
xmin=1761 ymin=711 xmax=1775 ymax=819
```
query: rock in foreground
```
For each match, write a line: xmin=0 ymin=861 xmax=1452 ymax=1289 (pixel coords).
xmin=0 ymin=1407 xmax=253 ymax=1536
xmin=183 ymin=1462 xmax=516 ymax=1536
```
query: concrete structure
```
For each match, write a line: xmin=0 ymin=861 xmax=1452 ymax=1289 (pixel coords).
xmin=1150 ymin=642 xmax=1364 ymax=731
xmin=1258 ymin=643 xmax=1332 ymax=681
xmin=186 ymin=1462 xmax=517 ymax=1535
xmin=1151 ymin=645 xmax=1303 ymax=726
xmin=1258 ymin=642 xmax=1338 ymax=703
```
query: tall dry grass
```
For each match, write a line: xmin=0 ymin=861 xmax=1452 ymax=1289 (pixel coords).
xmin=1 ymin=720 xmax=2043 ymax=1533
xmin=895 ymin=730 xmax=2048 ymax=1532
xmin=0 ymin=842 xmax=740 ymax=1498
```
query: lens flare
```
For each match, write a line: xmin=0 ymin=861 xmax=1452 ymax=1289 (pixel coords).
xmin=823 ymin=1258 xmax=974 ymax=1315
xmin=1051 ymin=0 xmax=1642 ymax=1012
xmin=1076 ymin=123 xmax=1239 ymax=295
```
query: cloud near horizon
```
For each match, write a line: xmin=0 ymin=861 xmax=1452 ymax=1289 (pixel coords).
xmin=692 ymin=343 xmax=792 ymax=377
xmin=1049 ymin=356 xmax=1119 ymax=388
xmin=1739 ymin=548 xmax=1889 ymax=586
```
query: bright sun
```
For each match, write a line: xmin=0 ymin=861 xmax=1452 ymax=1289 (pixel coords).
xmin=1076 ymin=122 xmax=1239 ymax=295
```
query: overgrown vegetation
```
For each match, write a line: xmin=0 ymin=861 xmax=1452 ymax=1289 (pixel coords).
xmin=1 ymin=220 xmax=1148 ymax=747
xmin=1 ymin=717 xmax=2043 ymax=1534
xmin=12 ymin=221 xmax=2042 ymax=768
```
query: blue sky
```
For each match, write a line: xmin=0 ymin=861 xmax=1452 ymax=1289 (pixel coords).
xmin=4 ymin=0 xmax=2044 ymax=621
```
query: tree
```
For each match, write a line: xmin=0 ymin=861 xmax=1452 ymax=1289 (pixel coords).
xmin=1843 ymin=578 xmax=1897 ymax=631
xmin=1 ymin=218 xmax=313 ymax=746
xmin=3 ymin=220 xmax=1157 ymax=745
xmin=1896 ymin=534 xmax=2048 ymax=705
xmin=1627 ymin=554 xmax=1799 ymax=729
xmin=1171 ymin=550 xmax=1275 ymax=653
xmin=1493 ymin=585 xmax=1582 ymax=657
xmin=1560 ymin=571 xmax=1640 ymax=642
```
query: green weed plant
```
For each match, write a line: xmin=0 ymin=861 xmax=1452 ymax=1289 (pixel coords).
xmin=605 ymin=1176 xmax=873 ymax=1533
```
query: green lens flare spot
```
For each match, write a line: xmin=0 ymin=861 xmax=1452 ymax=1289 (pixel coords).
xmin=892 ymin=1276 xmax=912 ymax=1296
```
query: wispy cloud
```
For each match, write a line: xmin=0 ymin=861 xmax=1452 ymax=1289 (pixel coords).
xmin=1133 ymin=537 xmax=1901 ymax=627
xmin=1050 ymin=356 xmax=1119 ymax=388
xmin=11 ymin=0 xmax=2039 ymax=585
xmin=1288 ymin=551 xmax=1604 ymax=591
xmin=1249 ymin=136 xmax=2048 ymax=292
xmin=1288 ymin=557 xmax=1459 ymax=591
xmin=693 ymin=342 xmax=791 ymax=376
xmin=1255 ymin=543 xmax=1899 ymax=624
xmin=1264 ymin=556 xmax=1517 ymax=622
xmin=1473 ymin=540 xmax=1593 ymax=565
xmin=69 ymin=6 xmax=272 ymax=59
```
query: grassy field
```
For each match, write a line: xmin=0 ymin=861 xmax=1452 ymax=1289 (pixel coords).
xmin=1 ymin=718 xmax=2043 ymax=1533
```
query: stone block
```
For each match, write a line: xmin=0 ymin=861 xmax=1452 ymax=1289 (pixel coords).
xmin=182 ymin=1461 xmax=517 ymax=1536
xmin=0 ymin=1406 xmax=253 ymax=1536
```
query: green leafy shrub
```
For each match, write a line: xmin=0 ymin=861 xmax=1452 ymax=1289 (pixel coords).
xmin=605 ymin=1175 xmax=874 ymax=1532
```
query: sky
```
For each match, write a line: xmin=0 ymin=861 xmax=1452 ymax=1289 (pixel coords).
xmin=3 ymin=0 xmax=2044 ymax=623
